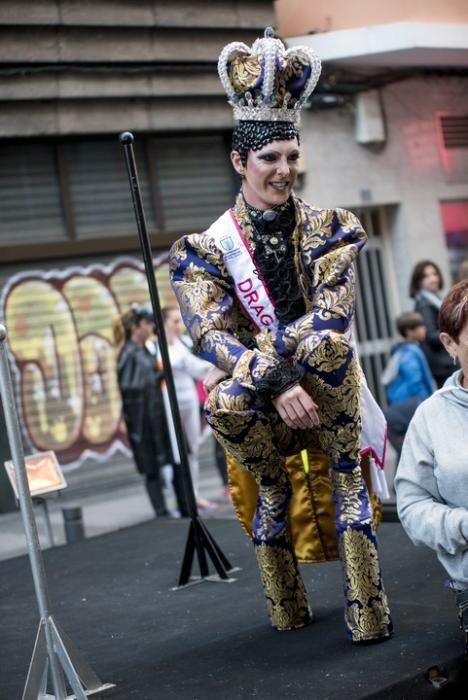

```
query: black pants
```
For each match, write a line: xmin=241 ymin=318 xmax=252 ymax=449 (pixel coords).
xmin=384 ymin=396 xmax=423 ymax=460
xmin=215 ymin=440 xmax=228 ymax=487
xmin=145 ymin=473 xmax=168 ymax=517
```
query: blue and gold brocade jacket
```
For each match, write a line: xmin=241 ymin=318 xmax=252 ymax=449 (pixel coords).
xmin=169 ymin=194 xmax=367 ymax=390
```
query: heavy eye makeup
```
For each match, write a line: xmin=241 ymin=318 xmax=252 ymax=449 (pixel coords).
xmin=256 ymin=151 xmax=300 ymax=163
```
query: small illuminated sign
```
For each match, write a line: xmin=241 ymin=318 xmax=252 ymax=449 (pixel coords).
xmin=4 ymin=451 xmax=67 ymax=499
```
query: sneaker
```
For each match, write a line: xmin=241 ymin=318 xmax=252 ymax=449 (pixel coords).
xmin=197 ymin=498 xmax=219 ymax=512
xmin=220 ymin=486 xmax=231 ymax=502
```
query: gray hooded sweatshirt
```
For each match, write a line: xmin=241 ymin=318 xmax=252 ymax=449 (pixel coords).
xmin=395 ymin=370 xmax=468 ymax=585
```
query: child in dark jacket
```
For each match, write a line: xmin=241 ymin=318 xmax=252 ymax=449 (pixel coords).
xmin=382 ymin=312 xmax=435 ymax=456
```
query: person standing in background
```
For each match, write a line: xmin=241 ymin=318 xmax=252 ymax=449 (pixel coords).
xmin=162 ymin=306 xmax=218 ymax=512
xmin=410 ymin=260 xmax=453 ymax=387
xmin=383 ymin=312 xmax=435 ymax=405
xmin=113 ymin=305 xmax=171 ymax=517
xmin=382 ymin=312 xmax=435 ymax=457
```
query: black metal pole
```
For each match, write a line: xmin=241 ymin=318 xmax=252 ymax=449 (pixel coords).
xmin=119 ymin=132 xmax=234 ymax=585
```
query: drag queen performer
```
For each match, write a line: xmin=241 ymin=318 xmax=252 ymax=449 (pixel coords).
xmin=170 ymin=29 xmax=392 ymax=643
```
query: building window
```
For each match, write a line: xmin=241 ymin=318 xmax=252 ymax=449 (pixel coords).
xmin=440 ymin=200 xmax=468 ymax=283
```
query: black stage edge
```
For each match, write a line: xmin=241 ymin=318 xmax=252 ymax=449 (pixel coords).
xmin=1 ymin=520 xmax=467 ymax=700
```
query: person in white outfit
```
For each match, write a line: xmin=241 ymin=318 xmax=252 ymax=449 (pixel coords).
xmin=163 ymin=306 xmax=218 ymax=510
xmin=395 ymin=279 xmax=468 ymax=657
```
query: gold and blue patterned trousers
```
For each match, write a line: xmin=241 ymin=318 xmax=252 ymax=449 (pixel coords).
xmin=206 ymin=332 xmax=392 ymax=642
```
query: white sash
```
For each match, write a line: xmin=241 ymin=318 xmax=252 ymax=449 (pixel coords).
xmin=209 ymin=210 xmax=278 ymax=331
xmin=358 ymin=371 xmax=389 ymax=499
xmin=209 ymin=208 xmax=389 ymax=499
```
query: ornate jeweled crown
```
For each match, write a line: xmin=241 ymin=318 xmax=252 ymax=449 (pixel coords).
xmin=218 ymin=27 xmax=321 ymax=125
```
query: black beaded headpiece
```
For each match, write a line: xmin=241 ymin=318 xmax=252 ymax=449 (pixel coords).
xmin=232 ymin=120 xmax=300 ymax=165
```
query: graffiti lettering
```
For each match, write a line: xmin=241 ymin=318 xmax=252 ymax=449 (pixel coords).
xmin=1 ymin=257 xmax=173 ymax=468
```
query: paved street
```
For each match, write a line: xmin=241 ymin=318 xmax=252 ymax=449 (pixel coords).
xmin=0 ymin=430 xmax=398 ymax=562
xmin=0 ymin=433 xmax=235 ymax=562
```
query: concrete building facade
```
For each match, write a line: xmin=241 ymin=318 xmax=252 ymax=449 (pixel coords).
xmin=298 ymin=76 xmax=468 ymax=303
xmin=276 ymin=0 xmax=468 ymax=296
xmin=0 ymin=0 xmax=273 ymax=265
xmin=0 ymin=1 xmax=274 ymax=503
xmin=276 ymin=0 xmax=468 ymax=36
xmin=274 ymin=0 xmax=468 ymax=396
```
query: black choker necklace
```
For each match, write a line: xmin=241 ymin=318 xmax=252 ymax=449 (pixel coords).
xmin=245 ymin=199 xmax=295 ymax=262
xmin=261 ymin=209 xmax=278 ymax=223
xmin=245 ymin=200 xmax=291 ymax=223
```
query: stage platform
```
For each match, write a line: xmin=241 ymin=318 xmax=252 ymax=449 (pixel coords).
xmin=0 ymin=519 xmax=466 ymax=699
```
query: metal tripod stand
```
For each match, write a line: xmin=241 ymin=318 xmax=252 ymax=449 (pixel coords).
xmin=0 ymin=325 xmax=114 ymax=699
xmin=120 ymin=132 xmax=238 ymax=588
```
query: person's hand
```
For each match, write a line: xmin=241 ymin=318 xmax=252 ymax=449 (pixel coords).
xmin=203 ymin=366 xmax=229 ymax=393
xmin=272 ymin=384 xmax=320 ymax=430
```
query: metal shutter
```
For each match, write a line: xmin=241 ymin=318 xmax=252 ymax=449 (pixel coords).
xmin=0 ymin=142 xmax=66 ymax=245
xmin=150 ymin=135 xmax=236 ymax=232
xmin=354 ymin=208 xmax=395 ymax=407
xmin=67 ymin=140 xmax=157 ymax=239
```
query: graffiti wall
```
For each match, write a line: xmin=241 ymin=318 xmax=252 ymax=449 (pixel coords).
xmin=1 ymin=256 xmax=174 ymax=469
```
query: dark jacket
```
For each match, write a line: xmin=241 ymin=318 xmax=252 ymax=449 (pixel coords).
xmin=414 ymin=292 xmax=453 ymax=387
xmin=117 ymin=341 xmax=171 ymax=474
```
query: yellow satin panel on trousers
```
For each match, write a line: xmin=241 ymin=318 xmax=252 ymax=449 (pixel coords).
xmin=227 ymin=449 xmax=382 ymax=564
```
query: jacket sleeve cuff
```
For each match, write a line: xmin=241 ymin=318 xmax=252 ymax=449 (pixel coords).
xmin=231 ymin=349 xmax=305 ymax=406
xmin=253 ymin=356 xmax=305 ymax=409
xmin=460 ymin=519 xmax=468 ymax=543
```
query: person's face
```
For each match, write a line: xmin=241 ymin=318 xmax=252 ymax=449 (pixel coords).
xmin=420 ymin=265 xmax=441 ymax=292
xmin=132 ymin=318 xmax=154 ymax=345
xmin=440 ymin=321 xmax=468 ymax=378
xmin=164 ymin=309 xmax=184 ymax=340
xmin=407 ymin=325 xmax=426 ymax=343
xmin=231 ymin=138 xmax=300 ymax=210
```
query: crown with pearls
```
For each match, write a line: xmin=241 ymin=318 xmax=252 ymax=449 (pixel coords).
xmin=218 ymin=27 xmax=321 ymax=125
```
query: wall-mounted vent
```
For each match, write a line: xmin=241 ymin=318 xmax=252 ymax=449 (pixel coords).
xmin=436 ymin=113 xmax=468 ymax=184
xmin=439 ymin=114 xmax=468 ymax=149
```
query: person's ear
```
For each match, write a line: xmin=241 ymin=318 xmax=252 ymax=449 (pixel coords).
xmin=440 ymin=331 xmax=458 ymax=362
xmin=231 ymin=150 xmax=245 ymax=177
